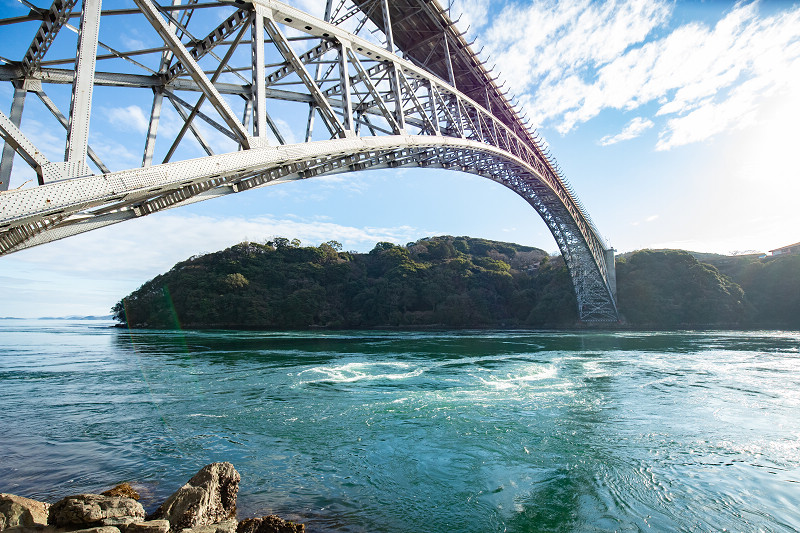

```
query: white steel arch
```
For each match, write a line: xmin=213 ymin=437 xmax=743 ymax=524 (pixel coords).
xmin=0 ymin=0 xmax=618 ymax=321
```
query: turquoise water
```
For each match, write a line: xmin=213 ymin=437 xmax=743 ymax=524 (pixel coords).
xmin=1 ymin=320 xmax=799 ymax=532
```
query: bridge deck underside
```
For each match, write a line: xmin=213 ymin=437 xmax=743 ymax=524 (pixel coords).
xmin=350 ymin=0 xmax=529 ymax=142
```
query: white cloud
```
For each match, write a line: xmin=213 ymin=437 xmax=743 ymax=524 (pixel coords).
xmin=151 ymin=104 xmax=182 ymax=139
xmin=480 ymin=0 xmax=800 ymax=150
xmin=482 ymin=0 xmax=671 ymax=124
xmin=105 ymin=105 xmax=149 ymax=134
xmin=193 ymin=119 xmax=240 ymax=155
xmin=655 ymin=6 xmax=800 ymax=150
xmin=726 ymin=91 xmax=800 ymax=188
xmin=450 ymin=0 xmax=491 ymax=37
xmin=117 ymin=26 xmax=151 ymax=51
xmin=88 ymin=136 xmax=141 ymax=171
xmin=312 ymin=173 xmax=372 ymax=194
xmin=20 ymin=118 xmax=65 ymax=161
xmin=630 ymin=214 xmax=659 ymax=226
xmin=268 ymin=117 xmax=297 ymax=146
xmin=599 ymin=116 xmax=654 ymax=145
xmin=5 ymin=212 xmax=427 ymax=280
xmin=120 ymin=35 xmax=147 ymax=51
xmin=292 ymin=0 xmax=326 ymax=19
xmin=0 ymin=211 xmax=432 ymax=316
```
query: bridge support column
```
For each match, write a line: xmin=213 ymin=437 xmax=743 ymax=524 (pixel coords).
xmin=339 ymin=44 xmax=353 ymax=132
xmin=251 ymin=7 xmax=268 ymax=140
xmin=65 ymin=0 xmax=102 ymax=178
xmin=443 ymin=35 xmax=456 ymax=89
xmin=142 ymin=89 xmax=163 ymax=167
xmin=605 ymin=248 xmax=617 ymax=299
xmin=381 ymin=0 xmax=405 ymax=131
xmin=0 ymin=81 xmax=26 ymax=191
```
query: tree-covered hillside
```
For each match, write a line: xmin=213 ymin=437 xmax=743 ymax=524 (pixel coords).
xmin=708 ymin=253 xmax=800 ymax=328
xmin=114 ymin=238 xmax=800 ymax=330
xmin=114 ymin=236 xmax=577 ymax=329
xmin=616 ymin=250 xmax=799 ymax=328
xmin=615 ymin=250 xmax=747 ymax=327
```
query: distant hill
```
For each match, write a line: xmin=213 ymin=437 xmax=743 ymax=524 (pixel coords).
xmin=615 ymin=250 xmax=799 ymax=328
xmin=615 ymin=250 xmax=747 ymax=327
xmin=716 ymin=254 xmax=800 ymax=328
xmin=114 ymin=238 xmax=800 ymax=330
xmin=114 ymin=236 xmax=578 ymax=329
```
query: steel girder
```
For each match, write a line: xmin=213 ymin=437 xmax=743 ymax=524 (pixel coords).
xmin=0 ymin=0 xmax=618 ymax=321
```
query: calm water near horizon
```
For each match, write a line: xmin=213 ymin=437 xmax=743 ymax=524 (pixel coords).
xmin=1 ymin=320 xmax=799 ymax=532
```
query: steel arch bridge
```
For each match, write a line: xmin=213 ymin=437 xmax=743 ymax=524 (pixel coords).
xmin=0 ymin=0 xmax=619 ymax=321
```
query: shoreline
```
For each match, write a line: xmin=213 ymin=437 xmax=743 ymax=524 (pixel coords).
xmin=0 ymin=464 xmax=304 ymax=533
xmin=110 ymin=322 xmax=800 ymax=333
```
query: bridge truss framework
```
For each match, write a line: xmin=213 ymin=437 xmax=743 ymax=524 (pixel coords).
xmin=0 ymin=0 xmax=619 ymax=321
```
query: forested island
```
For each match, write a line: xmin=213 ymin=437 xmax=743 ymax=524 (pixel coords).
xmin=113 ymin=236 xmax=799 ymax=330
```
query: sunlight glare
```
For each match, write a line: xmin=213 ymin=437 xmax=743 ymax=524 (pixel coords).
xmin=734 ymin=92 xmax=800 ymax=192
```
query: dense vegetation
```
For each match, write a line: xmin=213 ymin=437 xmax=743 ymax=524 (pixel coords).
xmin=114 ymin=236 xmax=576 ymax=329
xmin=615 ymin=250 xmax=799 ymax=328
xmin=702 ymin=252 xmax=800 ymax=328
xmin=615 ymin=250 xmax=746 ymax=327
xmin=113 ymin=237 xmax=800 ymax=330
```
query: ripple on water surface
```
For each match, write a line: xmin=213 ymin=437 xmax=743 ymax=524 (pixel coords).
xmin=1 ymin=323 xmax=799 ymax=532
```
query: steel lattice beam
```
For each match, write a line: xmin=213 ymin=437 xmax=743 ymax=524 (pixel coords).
xmin=0 ymin=0 xmax=618 ymax=321
xmin=22 ymin=0 xmax=81 ymax=74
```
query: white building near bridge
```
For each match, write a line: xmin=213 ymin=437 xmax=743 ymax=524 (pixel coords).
xmin=770 ymin=242 xmax=800 ymax=256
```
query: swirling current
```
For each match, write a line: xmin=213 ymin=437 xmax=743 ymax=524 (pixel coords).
xmin=1 ymin=320 xmax=799 ymax=532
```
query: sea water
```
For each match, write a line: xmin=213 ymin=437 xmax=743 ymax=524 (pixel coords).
xmin=1 ymin=320 xmax=799 ymax=532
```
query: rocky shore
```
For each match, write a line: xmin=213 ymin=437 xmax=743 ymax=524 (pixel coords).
xmin=0 ymin=463 xmax=302 ymax=533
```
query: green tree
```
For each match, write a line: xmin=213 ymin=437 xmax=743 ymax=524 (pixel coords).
xmin=616 ymin=250 xmax=746 ymax=326
xmin=221 ymin=272 xmax=249 ymax=290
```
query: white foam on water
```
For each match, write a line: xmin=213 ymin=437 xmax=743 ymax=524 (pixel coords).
xmin=476 ymin=364 xmax=558 ymax=390
xmin=297 ymin=361 xmax=425 ymax=384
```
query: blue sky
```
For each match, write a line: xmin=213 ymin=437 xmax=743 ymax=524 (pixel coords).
xmin=1 ymin=0 xmax=799 ymax=317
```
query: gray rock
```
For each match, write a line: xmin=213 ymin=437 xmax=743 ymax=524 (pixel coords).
xmin=177 ymin=519 xmax=237 ymax=533
xmin=48 ymin=495 xmax=144 ymax=529
xmin=1 ymin=526 xmax=54 ymax=533
xmin=2 ymin=527 xmax=119 ymax=533
xmin=0 ymin=494 xmax=51 ymax=530
xmin=149 ymin=464 xmax=239 ymax=532
xmin=125 ymin=521 xmax=170 ymax=533
xmin=237 ymin=516 xmax=304 ymax=533
xmin=66 ymin=527 xmax=121 ymax=533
